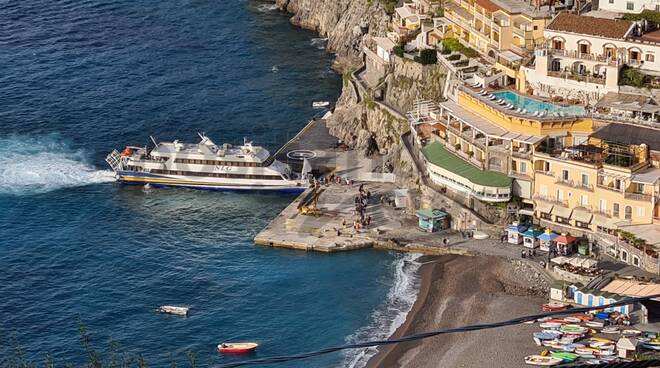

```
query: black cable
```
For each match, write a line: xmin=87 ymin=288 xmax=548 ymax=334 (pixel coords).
xmin=215 ymin=294 xmax=660 ymax=368
xmin=566 ymin=360 xmax=660 ymax=367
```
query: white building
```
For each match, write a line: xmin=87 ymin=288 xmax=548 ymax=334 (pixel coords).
xmin=596 ymin=0 xmax=660 ymax=14
xmin=524 ymin=12 xmax=660 ymax=103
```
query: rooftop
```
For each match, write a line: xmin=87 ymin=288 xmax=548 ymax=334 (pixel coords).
xmin=601 ymin=279 xmax=660 ymax=298
xmin=591 ymin=123 xmax=660 ymax=151
xmin=545 ymin=12 xmax=633 ymax=39
xmin=476 ymin=0 xmax=500 ymax=13
xmin=595 ymin=92 xmax=660 ymax=114
xmin=421 ymin=141 xmax=512 ymax=187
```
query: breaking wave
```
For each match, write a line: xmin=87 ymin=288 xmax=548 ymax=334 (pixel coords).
xmin=342 ymin=253 xmax=423 ymax=368
xmin=310 ymin=37 xmax=327 ymax=50
xmin=0 ymin=135 xmax=114 ymax=195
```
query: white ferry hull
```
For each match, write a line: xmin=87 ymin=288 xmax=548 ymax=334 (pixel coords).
xmin=116 ymin=171 xmax=307 ymax=193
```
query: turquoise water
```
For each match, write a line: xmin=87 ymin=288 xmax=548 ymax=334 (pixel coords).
xmin=0 ymin=1 xmax=422 ymax=367
xmin=493 ymin=91 xmax=586 ymax=115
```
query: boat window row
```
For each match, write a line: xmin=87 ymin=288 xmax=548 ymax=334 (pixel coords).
xmin=149 ymin=169 xmax=283 ymax=180
xmin=173 ymin=158 xmax=262 ymax=167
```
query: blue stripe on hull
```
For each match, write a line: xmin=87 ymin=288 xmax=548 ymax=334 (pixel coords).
xmin=116 ymin=180 xmax=307 ymax=194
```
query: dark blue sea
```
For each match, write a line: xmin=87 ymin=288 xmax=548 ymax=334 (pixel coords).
xmin=0 ymin=1 xmax=421 ymax=367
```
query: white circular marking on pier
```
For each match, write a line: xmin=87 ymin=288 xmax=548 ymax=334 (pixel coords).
xmin=287 ymin=150 xmax=316 ymax=160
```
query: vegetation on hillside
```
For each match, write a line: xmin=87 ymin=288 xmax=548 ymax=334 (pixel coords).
xmin=623 ymin=9 xmax=660 ymax=23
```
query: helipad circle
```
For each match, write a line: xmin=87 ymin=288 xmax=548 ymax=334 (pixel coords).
xmin=287 ymin=149 xmax=316 ymax=160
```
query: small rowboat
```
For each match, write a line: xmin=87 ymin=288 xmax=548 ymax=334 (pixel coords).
xmin=622 ymin=329 xmax=641 ymax=337
xmin=602 ymin=326 xmax=619 ymax=334
xmin=217 ymin=342 xmax=258 ymax=354
xmin=560 ymin=324 xmax=588 ymax=334
xmin=575 ymin=347 xmax=599 ymax=356
xmin=157 ymin=305 xmax=189 ymax=316
xmin=524 ymin=355 xmax=562 ymax=366
xmin=542 ymin=304 xmax=570 ymax=312
xmin=564 ymin=316 xmax=582 ymax=323
xmin=585 ymin=320 xmax=605 ymax=328
xmin=551 ymin=352 xmax=578 ymax=363
xmin=312 ymin=101 xmax=330 ymax=108
xmin=540 ymin=322 xmax=563 ymax=329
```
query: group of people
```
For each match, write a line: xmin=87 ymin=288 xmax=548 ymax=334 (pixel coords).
xmin=322 ymin=174 xmax=352 ymax=186
xmin=353 ymin=184 xmax=372 ymax=230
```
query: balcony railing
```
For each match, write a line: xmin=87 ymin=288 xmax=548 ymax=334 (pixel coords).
xmin=547 ymin=70 xmax=606 ymax=85
xmin=533 ymin=194 xmax=569 ymax=207
xmin=555 ymin=178 xmax=594 ymax=192
xmin=534 ymin=170 xmax=555 ymax=177
xmin=596 ymin=183 xmax=623 ymax=193
xmin=545 ymin=48 xmax=618 ymax=66
xmin=625 ymin=192 xmax=652 ymax=201
xmin=594 ymin=208 xmax=612 ymax=218
xmin=511 ymin=150 xmax=532 ymax=160
xmin=444 ymin=141 xmax=486 ymax=169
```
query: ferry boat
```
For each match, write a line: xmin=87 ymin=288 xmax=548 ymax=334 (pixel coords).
xmin=105 ymin=134 xmax=310 ymax=193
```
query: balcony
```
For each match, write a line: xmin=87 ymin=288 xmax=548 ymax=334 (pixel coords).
xmin=511 ymin=150 xmax=532 ymax=160
xmin=593 ymin=208 xmax=612 ymax=218
xmin=596 ymin=183 xmax=623 ymax=193
xmin=547 ymin=70 xmax=606 ymax=85
xmin=546 ymin=48 xmax=618 ymax=66
xmin=555 ymin=178 xmax=594 ymax=192
xmin=534 ymin=170 xmax=555 ymax=177
xmin=625 ymin=192 xmax=652 ymax=202
xmin=533 ymin=194 xmax=569 ymax=207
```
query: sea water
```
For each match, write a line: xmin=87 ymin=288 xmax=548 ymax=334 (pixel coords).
xmin=0 ymin=1 xmax=420 ymax=367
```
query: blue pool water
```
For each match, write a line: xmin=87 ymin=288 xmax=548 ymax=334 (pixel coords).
xmin=0 ymin=1 xmax=421 ymax=367
xmin=493 ymin=91 xmax=585 ymax=116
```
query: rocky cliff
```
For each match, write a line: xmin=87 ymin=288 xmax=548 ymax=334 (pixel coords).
xmin=274 ymin=0 xmax=447 ymax=188
xmin=275 ymin=0 xmax=390 ymax=70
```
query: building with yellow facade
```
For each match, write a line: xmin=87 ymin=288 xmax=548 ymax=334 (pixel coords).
xmin=442 ymin=0 xmax=554 ymax=87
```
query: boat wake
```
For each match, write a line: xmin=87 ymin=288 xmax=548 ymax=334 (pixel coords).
xmin=256 ymin=3 xmax=279 ymax=12
xmin=0 ymin=135 xmax=115 ymax=196
xmin=342 ymin=253 xmax=423 ymax=368
xmin=310 ymin=37 xmax=327 ymax=50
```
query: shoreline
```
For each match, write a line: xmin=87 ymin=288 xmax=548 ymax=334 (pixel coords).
xmin=366 ymin=254 xmax=547 ymax=368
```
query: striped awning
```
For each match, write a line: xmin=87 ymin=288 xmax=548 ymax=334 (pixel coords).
xmin=535 ymin=201 xmax=554 ymax=214
xmin=571 ymin=208 xmax=593 ymax=224
xmin=551 ymin=205 xmax=573 ymax=219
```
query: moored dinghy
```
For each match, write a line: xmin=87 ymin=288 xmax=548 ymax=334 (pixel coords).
xmin=157 ymin=305 xmax=189 ymax=316
xmin=524 ymin=355 xmax=562 ymax=366
xmin=217 ymin=342 xmax=258 ymax=354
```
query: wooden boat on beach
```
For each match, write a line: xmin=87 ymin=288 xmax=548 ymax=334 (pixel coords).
xmin=217 ymin=342 xmax=258 ymax=354
xmin=524 ymin=355 xmax=562 ymax=366
xmin=542 ymin=303 xmax=570 ymax=312
xmin=157 ymin=305 xmax=189 ymax=316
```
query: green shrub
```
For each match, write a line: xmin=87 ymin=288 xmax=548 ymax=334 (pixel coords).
xmin=623 ymin=9 xmax=660 ymax=23
xmin=393 ymin=45 xmax=404 ymax=57
xmin=414 ymin=49 xmax=438 ymax=65
xmin=620 ymin=65 xmax=647 ymax=88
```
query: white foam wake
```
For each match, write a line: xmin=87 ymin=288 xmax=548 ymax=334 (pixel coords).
xmin=342 ymin=253 xmax=423 ymax=368
xmin=256 ymin=3 xmax=279 ymax=12
xmin=0 ymin=135 xmax=115 ymax=195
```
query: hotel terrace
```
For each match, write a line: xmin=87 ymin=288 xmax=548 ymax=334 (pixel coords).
xmin=525 ymin=12 xmax=660 ymax=104
xmin=409 ymin=84 xmax=594 ymax=207
xmin=441 ymin=0 xmax=556 ymax=86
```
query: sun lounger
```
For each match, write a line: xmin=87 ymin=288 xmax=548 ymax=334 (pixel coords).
xmin=479 ymin=89 xmax=487 ymax=95
xmin=521 ymin=109 xmax=528 ymax=114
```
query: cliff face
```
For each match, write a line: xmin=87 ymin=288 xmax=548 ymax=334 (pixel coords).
xmin=275 ymin=0 xmax=389 ymax=70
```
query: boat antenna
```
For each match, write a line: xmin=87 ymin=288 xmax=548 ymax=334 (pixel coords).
xmin=150 ymin=135 xmax=158 ymax=146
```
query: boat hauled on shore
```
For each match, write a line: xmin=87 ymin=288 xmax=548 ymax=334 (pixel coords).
xmin=106 ymin=134 xmax=311 ymax=193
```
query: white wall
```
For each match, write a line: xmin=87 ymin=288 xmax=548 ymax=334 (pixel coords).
xmin=544 ymin=29 xmax=660 ymax=72
xmin=598 ymin=0 xmax=660 ymax=13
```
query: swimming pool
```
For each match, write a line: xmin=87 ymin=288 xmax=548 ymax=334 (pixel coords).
xmin=493 ymin=91 xmax=585 ymax=116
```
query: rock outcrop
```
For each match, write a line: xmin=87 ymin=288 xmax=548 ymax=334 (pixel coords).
xmin=275 ymin=0 xmax=390 ymax=70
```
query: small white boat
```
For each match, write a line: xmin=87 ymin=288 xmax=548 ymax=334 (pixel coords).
xmin=602 ymin=326 xmax=619 ymax=334
xmin=524 ymin=355 xmax=562 ymax=366
xmin=312 ymin=101 xmax=330 ymax=108
xmin=585 ymin=320 xmax=605 ymax=328
xmin=158 ymin=305 xmax=189 ymax=316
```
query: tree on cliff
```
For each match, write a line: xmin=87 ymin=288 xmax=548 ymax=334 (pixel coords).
xmin=415 ymin=49 xmax=437 ymax=65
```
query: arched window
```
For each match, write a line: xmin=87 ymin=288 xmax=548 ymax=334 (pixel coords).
xmin=625 ymin=206 xmax=632 ymax=220
xmin=633 ymin=255 xmax=641 ymax=267
xmin=551 ymin=59 xmax=561 ymax=72
xmin=621 ymin=249 xmax=629 ymax=263
xmin=577 ymin=39 xmax=592 ymax=55
xmin=551 ymin=37 xmax=565 ymax=50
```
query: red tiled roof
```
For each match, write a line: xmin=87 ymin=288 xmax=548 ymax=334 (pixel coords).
xmin=546 ymin=12 xmax=632 ymax=39
xmin=555 ymin=234 xmax=577 ymax=244
xmin=476 ymin=0 xmax=500 ymax=12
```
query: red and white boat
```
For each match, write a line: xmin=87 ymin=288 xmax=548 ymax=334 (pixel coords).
xmin=542 ymin=303 xmax=571 ymax=312
xmin=217 ymin=342 xmax=258 ymax=354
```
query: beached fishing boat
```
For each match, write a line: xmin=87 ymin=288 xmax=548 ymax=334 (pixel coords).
xmin=539 ymin=322 xmax=563 ymax=329
xmin=157 ymin=305 xmax=189 ymax=316
xmin=542 ymin=304 xmax=570 ymax=312
xmin=524 ymin=355 xmax=562 ymax=366
xmin=586 ymin=320 xmax=605 ymax=328
xmin=106 ymin=134 xmax=310 ymax=192
xmin=602 ymin=326 xmax=620 ymax=334
xmin=217 ymin=342 xmax=258 ymax=354
xmin=550 ymin=352 xmax=578 ymax=363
